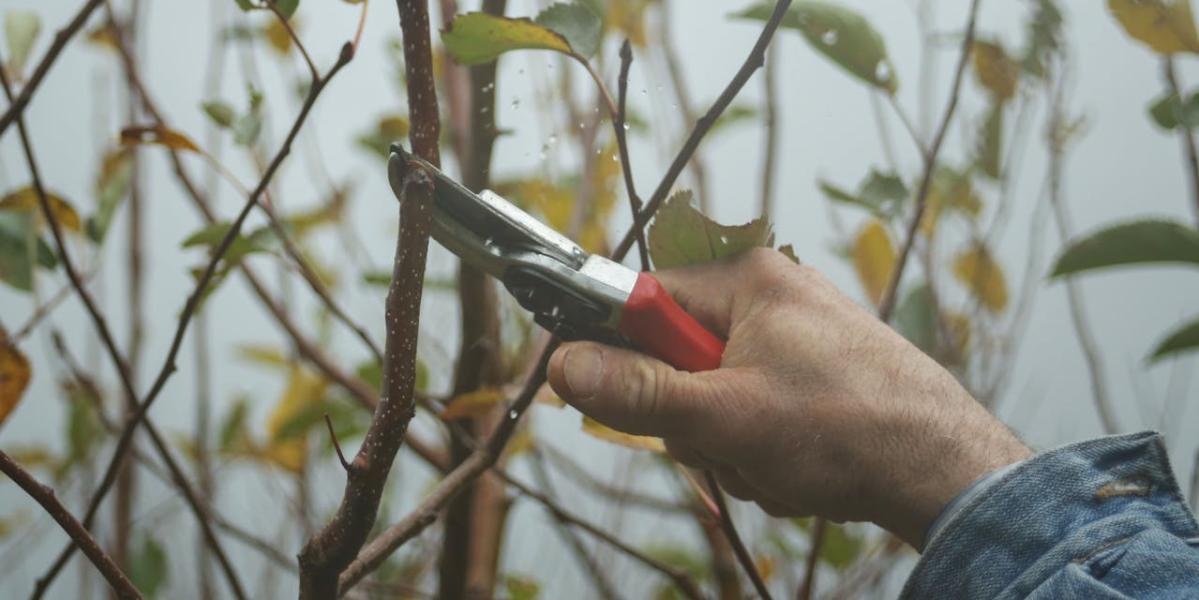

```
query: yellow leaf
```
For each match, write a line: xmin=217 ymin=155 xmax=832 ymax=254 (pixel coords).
xmin=971 ymin=40 xmax=1019 ymax=101
xmin=440 ymin=387 xmax=506 ymax=420
xmin=0 ymin=328 xmax=32 ymax=428
xmin=120 ymin=125 xmax=201 ymax=153
xmin=264 ymin=367 xmax=327 ymax=473
xmin=850 ymin=219 xmax=896 ymax=306
xmin=0 ymin=186 xmax=82 ymax=232
xmin=6 ymin=445 xmax=54 ymax=470
xmin=921 ymin=169 xmax=983 ymax=237
xmin=755 ymin=554 xmax=776 ymax=582
xmin=945 ymin=310 xmax=972 ymax=356
xmin=1109 ymin=0 xmax=1199 ymax=54
xmin=262 ymin=15 xmax=295 ymax=55
xmin=952 ymin=244 xmax=1008 ymax=313
xmin=582 ymin=416 xmax=665 ymax=452
xmin=235 ymin=344 xmax=290 ymax=369
xmin=442 ymin=13 xmax=573 ymax=65
xmin=504 ymin=426 xmax=536 ymax=458
xmin=607 ymin=0 xmax=651 ymax=47
xmin=85 ymin=23 xmax=120 ymax=50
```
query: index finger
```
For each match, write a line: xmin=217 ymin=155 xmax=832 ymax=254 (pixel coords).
xmin=650 ymin=247 xmax=797 ymax=337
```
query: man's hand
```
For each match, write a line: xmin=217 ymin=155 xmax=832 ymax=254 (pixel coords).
xmin=547 ymin=248 xmax=1031 ymax=548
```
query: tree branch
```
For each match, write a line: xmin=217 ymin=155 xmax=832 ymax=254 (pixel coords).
xmin=876 ymin=0 xmax=981 ymax=322
xmin=296 ymin=2 xmax=439 ymax=595
xmin=0 ymin=451 xmax=142 ymax=600
xmin=613 ymin=0 xmax=793 ymax=259
xmin=0 ymin=0 xmax=104 ymax=137
xmin=1164 ymin=57 xmax=1199 ymax=227
xmin=704 ymin=470 xmax=772 ymax=600
xmin=760 ymin=43 xmax=779 ymax=218
xmin=615 ymin=39 xmax=650 ymax=271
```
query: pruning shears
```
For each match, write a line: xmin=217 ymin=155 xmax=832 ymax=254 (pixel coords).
xmin=387 ymin=145 xmax=724 ymax=372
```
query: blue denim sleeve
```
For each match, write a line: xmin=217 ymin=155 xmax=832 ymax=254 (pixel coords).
xmin=901 ymin=432 xmax=1199 ymax=599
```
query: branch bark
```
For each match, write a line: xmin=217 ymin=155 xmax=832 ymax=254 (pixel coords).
xmin=296 ymin=2 xmax=440 ymax=596
xmin=0 ymin=452 xmax=142 ymax=600
xmin=704 ymin=471 xmax=772 ymax=600
xmin=0 ymin=0 xmax=104 ymax=137
xmin=615 ymin=39 xmax=650 ymax=271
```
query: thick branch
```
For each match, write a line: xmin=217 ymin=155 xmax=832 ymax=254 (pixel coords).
xmin=0 ymin=0 xmax=104 ymax=137
xmin=0 ymin=452 xmax=142 ymax=599
xmin=296 ymin=3 xmax=439 ymax=596
xmin=613 ymin=0 xmax=793 ymax=259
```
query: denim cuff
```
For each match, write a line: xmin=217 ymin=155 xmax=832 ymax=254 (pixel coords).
xmin=901 ymin=431 xmax=1199 ymax=599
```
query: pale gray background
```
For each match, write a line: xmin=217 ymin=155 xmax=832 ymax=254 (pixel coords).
xmin=1 ymin=0 xmax=1197 ymax=597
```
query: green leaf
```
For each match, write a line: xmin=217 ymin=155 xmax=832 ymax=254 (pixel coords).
xmin=895 ymin=283 xmax=936 ymax=355
xmin=219 ymin=397 xmax=250 ymax=452
xmin=1051 ymin=219 xmax=1199 ymax=277
xmin=535 ymin=2 xmax=603 ymax=58
xmin=647 ymin=190 xmax=774 ymax=269
xmin=735 ymin=1 xmax=897 ymax=93
xmin=88 ymin=148 xmax=134 ymax=243
xmin=202 ymin=101 xmax=236 ymax=128
xmin=274 ymin=0 xmax=299 ymax=20
xmin=233 ymin=0 xmax=256 ymax=11
xmin=1022 ymin=0 xmax=1063 ymax=79
xmin=820 ymin=523 xmax=863 ymax=570
xmin=0 ymin=212 xmax=35 ymax=292
xmin=976 ymin=103 xmax=1004 ymax=179
xmin=129 ymin=535 xmax=168 ymax=598
xmin=181 ymin=221 xmax=277 ymax=265
xmin=708 ymin=104 xmax=761 ymax=136
xmin=503 ymin=573 xmax=541 ymax=600
xmin=4 ymin=10 xmax=41 ymax=78
xmin=232 ymin=112 xmax=262 ymax=147
xmin=1150 ymin=316 xmax=1199 ymax=361
xmin=62 ymin=384 xmax=102 ymax=476
xmin=442 ymin=12 xmax=575 ymax=65
xmin=1147 ymin=90 xmax=1199 ymax=129
xmin=819 ymin=169 xmax=907 ymax=218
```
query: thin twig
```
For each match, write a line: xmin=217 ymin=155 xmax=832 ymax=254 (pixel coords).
xmin=498 ymin=468 xmax=704 ymax=600
xmin=876 ymin=0 xmax=981 ymax=322
xmin=0 ymin=452 xmax=142 ymax=600
xmin=760 ymin=42 xmax=779 ymax=218
xmin=615 ymin=39 xmax=650 ymax=271
xmin=798 ymin=518 xmax=825 ymax=600
xmin=526 ymin=449 xmax=620 ymax=600
xmin=266 ymin=0 xmax=318 ymax=82
xmin=13 ymin=271 xmax=96 ymax=341
xmin=0 ymin=0 xmax=105 ymax=137
xmin=613 ymin=0 xmax=793 ymax=259
xmin=0 ymin=55 xmax=249 ymax=600
xmin=1045 ymin=62 xmax=1117 ymax=434
xmin=1164 ymin=57 xmax=1199 ymax=227
xmin=704 ymin=470 xmax=773 ymax=600
xmin=325 ymin=414 xmax=351 ymax=471
xmin=296 ymin=3 xmax=436 ymax=595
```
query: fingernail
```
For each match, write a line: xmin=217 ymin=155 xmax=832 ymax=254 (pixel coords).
xmin=563 ymin=345 xmax=604 ymax=400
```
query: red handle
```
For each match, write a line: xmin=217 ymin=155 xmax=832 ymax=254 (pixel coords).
xmin=617 ymin=272 xmax=725 ymax=372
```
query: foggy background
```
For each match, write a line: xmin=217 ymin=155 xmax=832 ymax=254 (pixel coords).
xmin=2 ymin=0 xmax=1197 ymax=597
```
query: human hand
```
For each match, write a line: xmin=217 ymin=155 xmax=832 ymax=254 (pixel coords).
xmin=546 ymin=248 xmax=1031 ymax=548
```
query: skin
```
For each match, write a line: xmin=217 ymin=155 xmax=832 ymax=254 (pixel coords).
xmin=547 ymin=248 xmax=1032 ymax=548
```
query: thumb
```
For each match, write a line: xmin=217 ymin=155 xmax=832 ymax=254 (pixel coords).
xmin=547 ymin=341 xmax=714 ymax=438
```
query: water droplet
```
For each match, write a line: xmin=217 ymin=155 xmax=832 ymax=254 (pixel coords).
xmin=720 ymin=235 xmax=729 ymax=243
xmin=821 ymin=30 xmax=838 ymax=45
xmin=518 ymin=68 xmax=525 ymax=75
xmin=578 ymin=122 xmax=585 ymax=129
xmin=875 ymin=62 xmax=892 ymax=82
xmin=641 ymin=88 xmax=647 ymax=95
xmin=508 ymin=410 xmax=518 ymax=419
xmin=611 ymin=153 xmax=620 ymax=162
xmin=511 ymin=98 xmax=521 ymax=110
xmin=622 ymin=123 xmax=630 ymax=131
xmin=548 ymin=134 xmax=558 ymax=144
xmin=596 ymin=147 xmax=603 ymax=155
